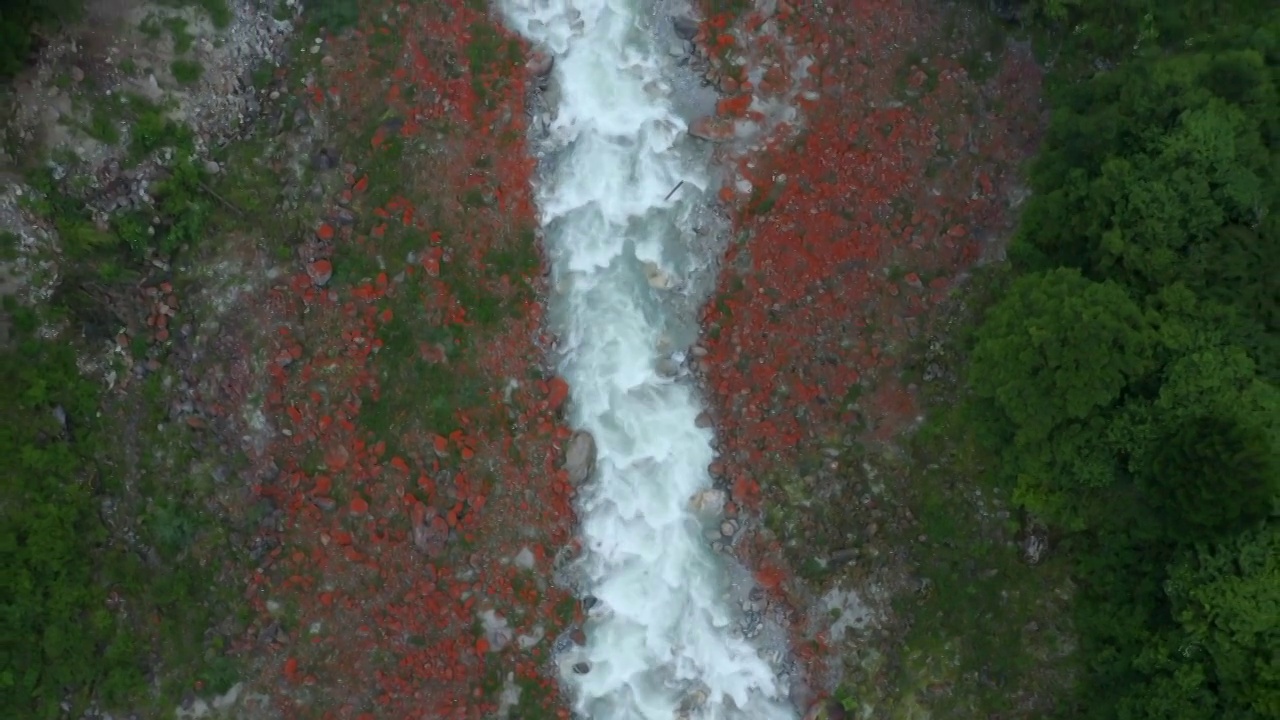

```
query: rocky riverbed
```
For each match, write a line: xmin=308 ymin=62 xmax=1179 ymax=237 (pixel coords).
xmin=2 ymin=0 xmax=1069 ymax=717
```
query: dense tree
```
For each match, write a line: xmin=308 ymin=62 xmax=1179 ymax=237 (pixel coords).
xmin=968 ymin=268 xmax=1156 ymax=524
xmin=964 ymin=4 xmax=1279 ymax=718
xmin=1143 ymin=414 xmax=1276 ymax=541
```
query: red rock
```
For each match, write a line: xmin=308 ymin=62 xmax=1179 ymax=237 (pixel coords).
xmin=547 ymin=377 xmax=570 ymax=410
xmin=307 ymin=259 xmax=334 ymax=287
xmin=350 ymin=496 xmax=369 ymax=514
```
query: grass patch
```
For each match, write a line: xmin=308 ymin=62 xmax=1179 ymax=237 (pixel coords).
xmin=304 ymin=0 xmax=359 ymax=33
xmin=171 ymin=58 xmax=204 ymax=84
xmin=83 ymin=102 xmax=122 ymax=144
xmin=164 ymin=16 xmax=195 ymax=53
xmin=887 ymin=409 xmax=1068 ymax=716
xmin=358 ymin=281 xmax=485 ymax=443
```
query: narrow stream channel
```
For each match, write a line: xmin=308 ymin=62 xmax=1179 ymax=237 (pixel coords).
xmin=496 ymin=1 xmax=797 ymax=718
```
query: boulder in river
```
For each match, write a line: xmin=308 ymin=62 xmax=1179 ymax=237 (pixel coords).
xmin=687 ymin=488 xmax=726 ymax=518
xmin=672 ymin=16 xmax=699 ymax=40
xmin=526 ymin=50 xmax=554 ymax=78
xmin=564 ymin=430 xmax=597 ymax=485
xmin=643 ymin=260 xmax=674 ymax=289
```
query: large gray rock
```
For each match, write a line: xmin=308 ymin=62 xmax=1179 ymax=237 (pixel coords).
xmin=565 ymin=430 xmax=597 ymax=485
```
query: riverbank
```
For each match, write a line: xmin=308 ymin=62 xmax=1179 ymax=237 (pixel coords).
xmin=688 ymin=0 xmax=1074 ymax=715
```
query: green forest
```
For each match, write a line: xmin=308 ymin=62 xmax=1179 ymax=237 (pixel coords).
xmin=966 ymin=1 xmax=1279 ymax=717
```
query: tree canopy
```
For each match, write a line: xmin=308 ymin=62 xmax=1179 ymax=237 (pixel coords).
xmin=963 ymin=4 xmax=1279 ymax=717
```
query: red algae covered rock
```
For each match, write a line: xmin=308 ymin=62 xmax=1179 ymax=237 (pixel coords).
xmin=306 ymin=258 xmax=333 ymax=287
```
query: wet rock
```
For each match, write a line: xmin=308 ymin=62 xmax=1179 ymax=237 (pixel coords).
xmin=688 ymin=488 xmax=726 ymax=517
xmin=526 ymin=51 xmax=554 ymax=78
xmin=564 ymin=430 xmax=596 ymax=485
xmin=672 ymin=16 xmax=699 ymax=40
xmin=695 ymin=411 xmax=713 ymax=429
xmin=720 ymin=519 xmax=738 ymax=537
xmin=572 ymin=661 xmax=591 ymax=675
xmin=688 ymin=116 xmax=734 ymax=142
xmin=655 ymin=357 xmax=680 ymax=377
xmin=676 ymin=684 xmax=709 ymax=717
xmin=642 ymin=260 xmax=673 ymax=289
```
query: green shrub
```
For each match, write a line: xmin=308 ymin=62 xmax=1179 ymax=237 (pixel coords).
xmin=0 ymin=0 xmax=85 ymax=79
xmin=306 ymin=0 xmax=359 ymax=33
xmin=170 ymin=58 xmax=203 ymax=85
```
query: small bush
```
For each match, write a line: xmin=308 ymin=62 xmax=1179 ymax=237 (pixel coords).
xmin=306 ymin=0 xmax=359 ymax=33
xmin=170 ymin=58 xmax=203 ymax=85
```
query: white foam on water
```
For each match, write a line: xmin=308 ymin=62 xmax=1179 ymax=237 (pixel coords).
xmin=496 ymin=1 xmax=797 ymax=718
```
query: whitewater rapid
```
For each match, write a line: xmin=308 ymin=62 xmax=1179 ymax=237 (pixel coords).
xmin=496 ymin=1 xmax=797 ymax=718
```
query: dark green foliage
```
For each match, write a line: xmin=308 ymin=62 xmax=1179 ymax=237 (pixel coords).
xmin=964 ymin=3 xmax=1280 ymax=717
xmin=22 ymin=97 xmax=213 ymax=266
xmin=971 ymin=268 xmax=1155 ymax=440
xmin=305 ymin=0 xmax=359 ymax=33
xmin=1143 ymin=414 xmax=1277 ymax=540
xmin=1021 ymin=0 xmax=1276 ymax=70
xmin=0 ymin=313 xmax=143 ymax=717
xmin=0 ymin=0 xmax=84 ymax=79
xmin=170 ymin=57 xmax=203 ymax=84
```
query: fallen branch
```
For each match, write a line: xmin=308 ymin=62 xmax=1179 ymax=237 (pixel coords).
xmin=664 ymin=180 xmax=684 ymax=202
xmin=197 ymin=179 xmax=244 ymax=218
